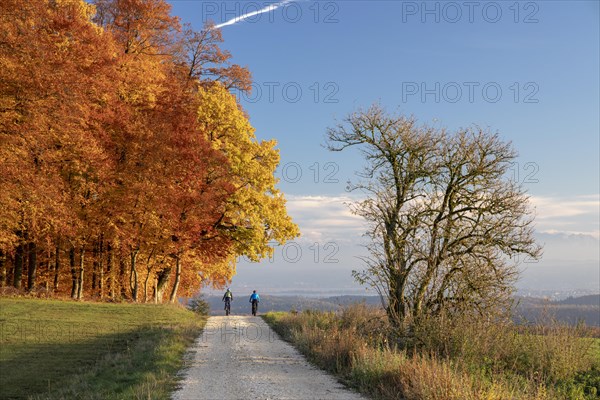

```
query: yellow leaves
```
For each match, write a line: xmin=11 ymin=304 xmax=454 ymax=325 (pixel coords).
xmin=195 ymin=253 xmax=237 ymax=289
xmin=116 ymin=56 xmax=167 ymax=108
xmin=197 ymin=84 xmax=276 ymax=189
xmin=54 ymin=0 xmax=97 ymax=20
xmin=198 ymin=86 xmax=248 ymax=144
xmin=196 ymin=83 xmax=299 ymax=262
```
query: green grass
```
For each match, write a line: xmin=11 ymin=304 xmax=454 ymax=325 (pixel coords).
xmin=0 ymin=298 xmax=205 ymax=399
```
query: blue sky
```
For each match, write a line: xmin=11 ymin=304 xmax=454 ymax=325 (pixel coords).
xmin=168 ymin=0 xmax=599 ymax=296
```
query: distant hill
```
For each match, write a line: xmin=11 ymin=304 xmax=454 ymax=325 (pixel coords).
xmin=514 ymin=294 xmax=600 ymax=326
xmin=201 ymin=293 xmax=600 ymax=326
xmin=319 ymin=295 xmax=383 ymax=307
xmin=557 ymin=294 xmax=600 ymax=306
xmin=205 ymin=294 xmax=382 ymax=316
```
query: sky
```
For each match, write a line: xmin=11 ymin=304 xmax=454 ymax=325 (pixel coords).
xmin=168 ymin=0 xmax=599 ymax=297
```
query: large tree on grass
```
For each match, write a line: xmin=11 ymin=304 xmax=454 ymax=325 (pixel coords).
xmin=326 ymin=105 xmax=542 ymax=326
xmin=0 ymin=0 xmax=297 ymax=300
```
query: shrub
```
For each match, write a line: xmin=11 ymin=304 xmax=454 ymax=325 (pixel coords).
xmin=187 ymin=295 xmax=210 ymax=316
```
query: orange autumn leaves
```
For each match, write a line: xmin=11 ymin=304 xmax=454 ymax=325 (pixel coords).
xmin=0 ymin=0 xmax=299 ymax=302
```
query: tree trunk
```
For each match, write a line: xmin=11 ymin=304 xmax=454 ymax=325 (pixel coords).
xmin=98 ymin=237 xmax=104 ymax=298
xmin=119 ymin=257 xmax=127 ymax=299
xmin=13 ymin=243 xmax=24 ymax=289
xmin=169 ymin=256 xmax=181 ymax=303
xmin=387 ymin=268 xmax=408 ymax=327
xmin=106 ymin=242 xmax=114 ymax=299
xmin=0 ymin=250 xmax=6 ymax=287
xmin=144 ymin=269 xmax=151 ymax=303
xmin=27 ymin=242 xmax=37 ymax=291
xmin=156 ymin=267 xmax=171 ymax=304
xmin=70 ymin=246 xmax=77 ymax=298
xmin=153 ymin=280 xmax=158 ymax=304
xmin=130 ymin=251 xmax=138 ymax=302
xmin=53 ymin=239 xmax=60 ymax=291
xmin=43 ymin=256 xmax=49 ymax=291
xmin=76 ymin=247 xmax=84 ymax=300
xmin=91 ymin=240 xmax=98 ymax=291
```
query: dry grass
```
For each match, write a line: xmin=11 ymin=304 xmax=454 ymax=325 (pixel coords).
xmin=264 ymin=304 xmax=599 ymax=400
xmin=412 ymin=312 xmax=596 ymax=384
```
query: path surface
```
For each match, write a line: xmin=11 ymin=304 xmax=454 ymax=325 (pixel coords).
xmin=172 ymin=315 xmax=368 ymax=400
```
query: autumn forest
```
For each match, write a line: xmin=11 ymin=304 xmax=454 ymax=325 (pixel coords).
xmin=0 ymin=0 xmax=299 ymax=302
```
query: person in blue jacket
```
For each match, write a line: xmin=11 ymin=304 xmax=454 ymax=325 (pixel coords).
xmin=249 ymin=290 xmax=260 ymax=316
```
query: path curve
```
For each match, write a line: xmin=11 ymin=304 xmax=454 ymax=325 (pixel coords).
xmin=172 ymin=315 xmax=367 ymax=400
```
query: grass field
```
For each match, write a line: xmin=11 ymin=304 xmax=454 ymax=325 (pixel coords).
xmin=0 ymin=298 xmax=205 ymax=399
xmin=264 ymin=306 xmax=600 ymax=400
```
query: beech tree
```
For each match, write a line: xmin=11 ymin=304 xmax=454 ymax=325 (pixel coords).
xmin=327 ymin=105 xmax=542 ymax=325
xmin=0 ymin=0 xmax=298 ymax=301
xmin=181 ymin=24 xmax=252 ymax=92
xmin=196 ymin=84 xmax=300 ymax=262
xmin=0 ymin=0 xmax=117 ymax=295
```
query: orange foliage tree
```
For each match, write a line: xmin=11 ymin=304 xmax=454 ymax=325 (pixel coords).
xmin=0 ymin=0 xmax=298 ymax=302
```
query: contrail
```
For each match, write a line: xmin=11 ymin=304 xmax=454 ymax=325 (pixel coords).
xmin=213 ymin=0 xmax=297 ymax=29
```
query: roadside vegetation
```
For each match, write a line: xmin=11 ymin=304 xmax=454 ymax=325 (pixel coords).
xmin=264 ymin=304 xmax=600 ymax=400
xmin=0 ymin=297 xmax=206 ymax=399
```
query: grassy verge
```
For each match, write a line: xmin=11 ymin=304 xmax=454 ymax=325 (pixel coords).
xmin=0 ymin=298 xmax=205 ymax=399
xmin=263 ymin=306 xmax=600 ymax=400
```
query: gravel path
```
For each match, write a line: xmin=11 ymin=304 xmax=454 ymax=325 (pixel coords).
xmin=172 ymin=315 xmax=368 ymax=400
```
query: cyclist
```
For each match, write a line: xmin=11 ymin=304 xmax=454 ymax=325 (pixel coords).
xmin=222 ymin=288 xmax=233 ymax=315
xmin=249 ymin=290 xmax=260 ymax=316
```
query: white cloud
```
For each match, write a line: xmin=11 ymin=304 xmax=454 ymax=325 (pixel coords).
xmin=285 ymin=193 xmax=600 ymax=242
xmin=286 ymin=195 xmax=366 ymax=243
xmin=531 ymin=194 xmax=599 ymax=219
xmin=530 ymin=194 xmax=599 ymax=238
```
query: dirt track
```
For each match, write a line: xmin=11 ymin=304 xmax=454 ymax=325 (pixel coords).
xmin=172 ymin=315 xmax=367 ymax=400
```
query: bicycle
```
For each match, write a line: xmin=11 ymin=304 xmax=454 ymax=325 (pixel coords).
xmin=251 ymin=300 xmax=258 ymax=316
xmin=224 ymin=300 xmax=231 ymax=316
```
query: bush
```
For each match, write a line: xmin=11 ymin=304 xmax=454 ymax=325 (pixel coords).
xmin=187 ymin=295 xmax=210 ymax=316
